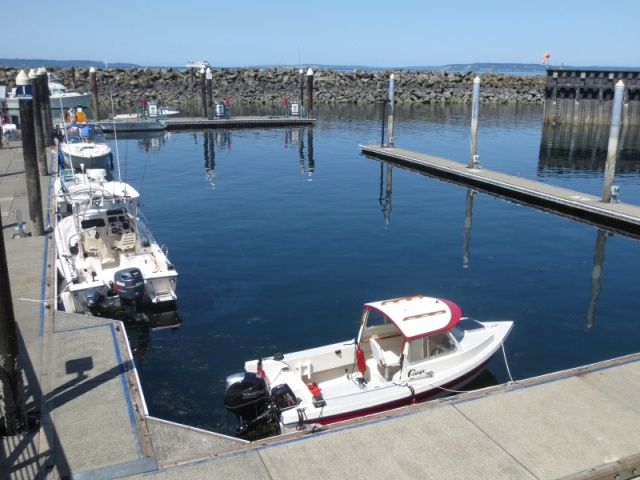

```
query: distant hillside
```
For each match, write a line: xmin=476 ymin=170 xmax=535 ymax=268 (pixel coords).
xmin=0 ymin=58 xmax=139 ymax=68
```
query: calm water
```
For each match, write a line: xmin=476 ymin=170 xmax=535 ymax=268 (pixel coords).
xmin=105 ymin=103 xmax=640 ymax=435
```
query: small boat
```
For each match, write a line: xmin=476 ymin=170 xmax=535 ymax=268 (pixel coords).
xmin=54 ymin=167 xmax=178 ymax=319
xmin=59 ymin=122 xmax=113 ymax=169
xmin=186 ymin=60 xmax=210 ymax=70
xmin=98 ymin=119 xmax=165 ymax=133
xmin=224 ymin=295 xmax=513 ymax=436
xmin=4 ymin=69 xmax=91 ymax=114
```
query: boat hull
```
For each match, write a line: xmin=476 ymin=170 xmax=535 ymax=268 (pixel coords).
xmin=5 ymin=92 xmax=91 ymax=115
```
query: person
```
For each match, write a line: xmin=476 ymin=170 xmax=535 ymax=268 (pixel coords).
xmin=80 ymin=125 xmax=91 ymax=143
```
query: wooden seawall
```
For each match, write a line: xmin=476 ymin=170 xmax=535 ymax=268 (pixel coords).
xmin=360 ymin=144 xmax=640 ymax=239
xmin=543 ymin=68 xmax=640 ymax=126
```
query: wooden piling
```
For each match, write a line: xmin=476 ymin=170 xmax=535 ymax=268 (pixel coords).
xmin=18 ymin=100 xmax=44 ymax=236
xmin=299 ymin=69 xmax=304 ymax=106
xmin=38 ymin=69 xmax=53 ymax=139
xmin=388 ymin=74 xmax=395 ymax=147
xmin=90 ymin=67 xmax=100 ymax=121
xmin=206 ymin=68 xmax=213 ymax=120
xmin=306 ymin=68 xmax=314 ymax=118
xmin=200 ymin=68 xmax=207 ymax=118
xmin=29 ymin=74 xmax=47 ymax=175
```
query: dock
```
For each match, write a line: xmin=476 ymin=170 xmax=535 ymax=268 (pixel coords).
xmin=360 ymin=144 xmax=640 ymax=240
xmin=163 ymin=115 xmax=314 ymax=130
xmin=3 ymin=139 xmax=640 ymax=479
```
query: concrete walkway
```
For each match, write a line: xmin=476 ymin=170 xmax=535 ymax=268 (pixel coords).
xmin=2 ymin=138 xmax=640 ymax=480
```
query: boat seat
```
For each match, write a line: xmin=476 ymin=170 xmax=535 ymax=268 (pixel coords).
xmin=370 ymin=337 xmax=401 ymax=379
xmin=113 ymin=232 xmax=137 ymax=251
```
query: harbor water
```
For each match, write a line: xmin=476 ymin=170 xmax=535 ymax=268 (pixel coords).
xmin=104 ymin=103 xmax=640 ymax=436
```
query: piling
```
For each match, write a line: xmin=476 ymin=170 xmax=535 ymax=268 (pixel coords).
xmin=380 ymin=98 xmax=386 ymax=147
xmin=306 ymin=68 xmax=314 ymax=118
xmin=38 ymin=68 xmax=53 ymax=141
xmin=468 ymin=76 xmax=480 ymax=168
xmin=206 ymin=68 xmax=213 ymax=120
xmin=200 ymin=68 xmax=207 ymax=118
xmin=29 ymin=72 xmax=47 ymax=175
xmin=601 ymin=80 xmax=624 ymax=203
xmin=18 ymin=100 xmax=44 ymax=236
xmin=90 ymin=67 xmax=100 ymax=120
xmin=299 ymin=69 xmax=304 ymax=106
xmin=70 ymin=66 xmax=76 ymax=91
xmin=388 ymin=74 xmax=395 ymax=147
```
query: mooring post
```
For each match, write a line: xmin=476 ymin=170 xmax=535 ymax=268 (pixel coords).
xmin=299 ymin=68 xmax=304 ymax=106
xmin=29 ymin=70 xmax=47 ymax=176
xmin=388 ymin=74 xmax=395 ymax=147
xmin=381 ymin=97 xmax=386 ymax=147
xmin=206 ymin=67 xmax=213 ymax=120
xmin=37 ymin=68 xmax=53 ymax=141
xmin=601 ymin=80 xmax=624 ymax=203
xmin=18 ymin=100 xmax=44 ymax=236
xmin=306 ymin=68 xmax=314 ymax=118
xmin=200 ymin=67 xmax=207 ymax=118
xmin=468 ymin=76 xmax=481 ymax=168
xmin=90 ymin=67 xmax=100 ymax=120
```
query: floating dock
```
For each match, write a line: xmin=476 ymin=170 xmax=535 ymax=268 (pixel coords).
xmin=361 ymin=144 xmax=640 ymax=239
xmin=163 ymin=115 xmax=314 ymax=130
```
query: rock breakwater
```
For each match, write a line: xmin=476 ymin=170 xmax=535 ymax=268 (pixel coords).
xmin=0 ymin=66 xmax=545 ymax=112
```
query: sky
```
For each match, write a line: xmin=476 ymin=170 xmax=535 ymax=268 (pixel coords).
xmin=4 ymin=0 xmax=640 ymax=69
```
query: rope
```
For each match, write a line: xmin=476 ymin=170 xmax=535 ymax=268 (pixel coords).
xmin=501 ymin=341 xmax=515 ymax=385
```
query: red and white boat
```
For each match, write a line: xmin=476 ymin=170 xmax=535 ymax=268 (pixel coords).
xmin=224 ymin=295 xmax=513 ymax=436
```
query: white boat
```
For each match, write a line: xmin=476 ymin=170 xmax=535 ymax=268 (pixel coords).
xmin=54 ymin=167 xmax=178 ymax=318
xmin=4 ymin=69 xmax=91 ymax=114
xmin=59 ymin=122 xmax=113 ymax=169
xmin=224 ymin=295 xmax=513 ymax=436
xmin=186 ymin=60 xmax=210 ymax=69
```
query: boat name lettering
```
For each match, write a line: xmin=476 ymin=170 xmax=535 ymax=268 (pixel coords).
xmin=407 ymin=369 xmax=434 ymax=378
xmin=115 ymin=281 xmax=144 ymax=287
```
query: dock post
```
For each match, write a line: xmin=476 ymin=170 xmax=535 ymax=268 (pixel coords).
xmin=306 ymin=68 xmax=314 ymax=118
xmin=381 ymin=98 xmax=386 ymax=147
xmin=18 ymin=100 xmax=44 ymax=236
xmin=299 ymin=69 xmax=304 ymax=106
xmin=468 ymin=76 xmax=481 ymax=168
xmin=29 ymin=71 xmax=47 ymax=176
xmin=200 ymin=67 xmax=207 ymax=118
xmin=388 ymin=74 xmax=395 ymax=147
xmin=601 ymin=80 xmax=624 ymax=203
xmin=37 ymin=68 xmax=53 ymax=137
xmin=206 ymin=68 xmax=213 ymax=120
xmin=90 ymin=67 xmax=100 ymax=121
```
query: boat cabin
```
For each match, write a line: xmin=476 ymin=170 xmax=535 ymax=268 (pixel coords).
xmin=357 ymin=295 xmax=462 ymax=380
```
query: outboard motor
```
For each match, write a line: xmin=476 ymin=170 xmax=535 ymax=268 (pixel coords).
xmin=84 ymin=287 xmax=103 ymax=314
xmin=224 ymin=372 xmax=277 ymax=435
xmin=114 ymin=268 xmax=145 ymax=311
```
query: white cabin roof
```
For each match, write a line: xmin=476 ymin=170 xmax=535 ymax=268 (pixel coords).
xmin=364 ymin=295 xmax=461 ymax=340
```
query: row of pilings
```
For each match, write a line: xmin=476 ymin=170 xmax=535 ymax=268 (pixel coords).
xmin=0 ymin=66 xmax=546 ymax=113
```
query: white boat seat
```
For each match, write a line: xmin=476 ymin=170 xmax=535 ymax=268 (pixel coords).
xmin=113 ymin=232 xmax=137 ymax=251
xmin=370 ymin=337 xmax=401 ymax=379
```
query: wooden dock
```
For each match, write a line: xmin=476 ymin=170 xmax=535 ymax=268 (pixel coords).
xmin=360 ymin=144 xmax=640 ymax=239
xmin=162 ymin=115 xmax=314 ymax=130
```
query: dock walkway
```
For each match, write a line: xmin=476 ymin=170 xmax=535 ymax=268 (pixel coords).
xmin=361 ymin=144 xmax=640 ymax=239
xmin=2 ymin=139 xmax=640 ymax=479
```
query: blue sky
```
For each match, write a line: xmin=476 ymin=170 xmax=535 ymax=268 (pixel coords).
xmin=4 ymin=0 xmax=639 ymax=68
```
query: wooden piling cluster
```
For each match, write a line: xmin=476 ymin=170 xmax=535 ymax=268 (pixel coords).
xmin=543 ymin=68 xmax=640 ymax=126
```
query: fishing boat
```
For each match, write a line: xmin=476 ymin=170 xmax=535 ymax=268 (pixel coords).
xmin=59 ymin=122 xmax=113 ymax=169
xmin=224 ymin=295 xmax=513 ymax=436
xmin=54 ymin=167 xmax=178 ymax=319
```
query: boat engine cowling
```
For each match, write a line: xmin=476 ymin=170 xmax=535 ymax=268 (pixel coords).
xmin=223 ymin=372 xmax=270 ymax=422
xmin=114 ymin=268 xmax=145 ymax=305
xmin=85 ymin=287 xmax=103 ymax=311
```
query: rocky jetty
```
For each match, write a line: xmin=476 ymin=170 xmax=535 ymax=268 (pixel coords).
xmin=0 ymin=66 xmax=545 ymax=112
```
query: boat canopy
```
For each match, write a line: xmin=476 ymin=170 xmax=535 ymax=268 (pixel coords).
xmin=364 ymin=295 xmax=461 ymax=341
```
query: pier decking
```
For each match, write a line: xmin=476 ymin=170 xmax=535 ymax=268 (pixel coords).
xmin=360 ymin=144 xmax=640 ymax=240
xmin=3 ymin=138 xmax=640 ymax=479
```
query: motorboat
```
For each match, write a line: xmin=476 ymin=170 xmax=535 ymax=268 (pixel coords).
xmin=98 ymin=101 xmax=175 ymax=132
xmin=4 ymin=69 xmax=91 ymax=114
xmin=186 ymin=60 xmax=210 ymax=70
xmin=54 ymin=167 xmax=178 ymax=319
xmin=224 ymin=295 xmax=513 ymax=436
xmin=59 ymin=122 xmax=113 ymax=169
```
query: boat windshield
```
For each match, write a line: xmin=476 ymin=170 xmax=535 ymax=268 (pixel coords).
xmin=407 ymin=331 xmax=456 ymax=364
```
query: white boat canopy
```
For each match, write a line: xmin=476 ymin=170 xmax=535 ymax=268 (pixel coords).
xmin=363 ymin=295 xmax=462 ymax=340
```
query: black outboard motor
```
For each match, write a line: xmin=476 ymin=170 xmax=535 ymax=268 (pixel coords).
xmin=84 ymin=287 xmax=103 ymax=314
xmin=224 ymin=372 xmax=277 ymax=435
xmin=114 ymin=268 xmax=145 ymax=311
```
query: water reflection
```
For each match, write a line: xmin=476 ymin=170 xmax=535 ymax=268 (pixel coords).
xmin=586 ymin=229 xmax=608 ymax=328
xmin=124 ymin=309 xmax=182 ymax=360
xmin=379 ymin=163 xmax=392 ymax=226
xmin=539 ymin=122 xmax=640 ymax=177
xmin=463 ymin=189 xmax=477 ymax=268
xmin=106 ymin=131 xmax=168 ymax=153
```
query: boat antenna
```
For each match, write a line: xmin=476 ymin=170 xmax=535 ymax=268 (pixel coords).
xmin=109 ymin=89 xmax=122 ymax=182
